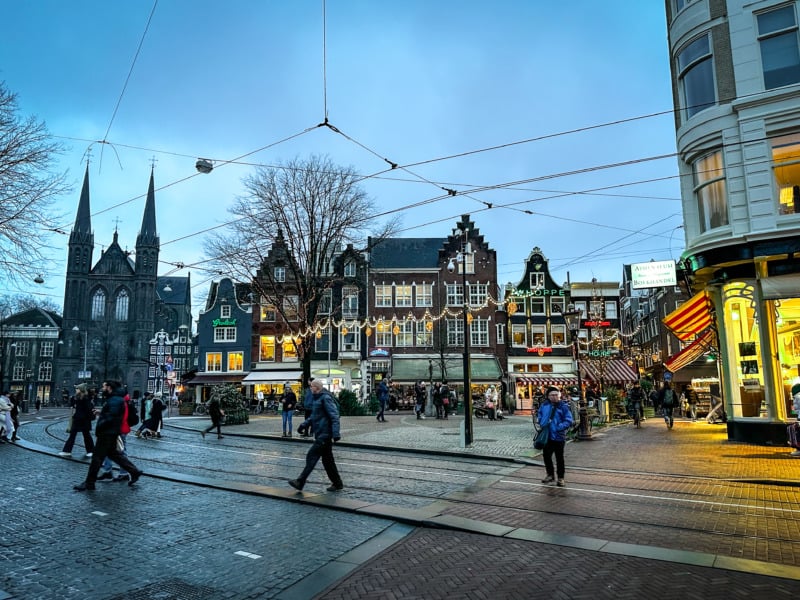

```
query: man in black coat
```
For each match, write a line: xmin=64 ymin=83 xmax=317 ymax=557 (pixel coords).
xmin=73 ymin=380 xmax=143 ymax=491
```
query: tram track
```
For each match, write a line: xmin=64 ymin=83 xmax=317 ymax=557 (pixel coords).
xmin=40 ymin=420 xmax=800 ymax=555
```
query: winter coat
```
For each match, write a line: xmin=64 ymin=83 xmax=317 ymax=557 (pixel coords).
xmin=377 ymin=380 xmax=389 ymax=403
xmin=301 ymin=389 xmax=341 ymax=442
xmin=537 ymin=400 xmax=574 ymax=442
xmin=95 ymin=387 xmax=126 ymax=438
xmin=282 ymin=389 xmax=297 ymax=412
xmin=207 ymin=398 xmax=223 ymax=423
xmin=71 ymin=394 xmax=96 ymax=431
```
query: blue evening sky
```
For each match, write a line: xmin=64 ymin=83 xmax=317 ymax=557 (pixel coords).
xmin=0 ymin=1 xmax=681 ymax=316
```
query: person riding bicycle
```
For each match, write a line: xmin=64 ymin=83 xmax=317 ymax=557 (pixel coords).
xmin=627 ymin=381 xmax=646 ymax=424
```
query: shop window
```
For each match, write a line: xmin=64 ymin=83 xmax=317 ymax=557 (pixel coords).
xmin=693 ymin=150 xmax=728 ymax=232
xmin=678 ymin=34 xmax=715 ymax=119
xmin=772 ymin=133 xmax=800 ymax=215
xmin=758 ymin=5 xmax=800 ymax=90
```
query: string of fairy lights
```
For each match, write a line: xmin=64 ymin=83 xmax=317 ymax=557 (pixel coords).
xmin=268 ymin=286 xmax=643 ymax=347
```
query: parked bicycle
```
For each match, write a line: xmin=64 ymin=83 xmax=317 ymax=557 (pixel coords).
xmin=193 ymin=403 xmax=207 ymax=416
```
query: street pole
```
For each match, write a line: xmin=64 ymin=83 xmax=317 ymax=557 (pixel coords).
xmin=564 ymin=305 xmax=592 ymax=440
xmin=461 ymin=251 xmax=473 ymax=447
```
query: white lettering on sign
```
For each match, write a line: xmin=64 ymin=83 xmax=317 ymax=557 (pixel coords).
xmin=631 ymin=260 xmax=677 ymax=289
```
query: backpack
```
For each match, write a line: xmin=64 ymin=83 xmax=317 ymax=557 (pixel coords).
xmin=663 ymin=390 xmax=675 ymax=407
xmin=127 ymin=400 xmax=140 ymax=426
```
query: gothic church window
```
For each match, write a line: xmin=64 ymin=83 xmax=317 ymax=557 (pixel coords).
xmin=116 ymin=290 xmax=129 ymax=321
xmin=92 ymin=289 xmax=106 ymax=320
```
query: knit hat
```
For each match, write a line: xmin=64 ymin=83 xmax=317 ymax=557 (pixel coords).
xmin=792 ymin=383 xmax=800 ymax=397
xmin=74 ymin=383 xmax=88 ymax=394
xmin=545 ymin=386 xmax=560 ymax=397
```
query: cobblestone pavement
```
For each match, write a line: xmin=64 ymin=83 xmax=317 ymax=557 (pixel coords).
xmin=5 ymin=408 xmax=800 ymax=599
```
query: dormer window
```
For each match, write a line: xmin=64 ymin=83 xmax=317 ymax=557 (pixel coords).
xmin=274 ymin=266 xmax=286 ymax=282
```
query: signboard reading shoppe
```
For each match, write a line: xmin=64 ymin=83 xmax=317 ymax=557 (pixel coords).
xmin=631 ymin=260 xmax=677 ymax=289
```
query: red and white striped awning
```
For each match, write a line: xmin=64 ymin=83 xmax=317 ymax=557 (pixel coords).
xmin=665 ymin=329 xmax=716 ymax=373
xmin=513 ymin=373 xmax=579 ymax=387
xmin=663 ymin=291 xmax=713 ymax=341
xmin=579 ymin=359 xmax=638 ymax=385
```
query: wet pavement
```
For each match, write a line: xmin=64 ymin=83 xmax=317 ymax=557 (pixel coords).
xmin=2 ymin=407 xmax=799 ymax=598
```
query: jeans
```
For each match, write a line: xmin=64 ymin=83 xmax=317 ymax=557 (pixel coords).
xmin=296 ymin=438 xmax=342 ymax=488
xmin=663 ymin=405 xmax=674 ymax=428
xmin=282 ymin=409 xmax=293 ymax=434
xmin=101 ymin=433 xmax=128 ymax=476
xmin=542 ymin=439 xmax=566 ymax=479
xmin=377 ymin=400 xmax=386 ymax=421
xmin=689 ymin=403 xmax=697 ymax=419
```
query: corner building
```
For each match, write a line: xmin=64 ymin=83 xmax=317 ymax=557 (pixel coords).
xmin=667 ymin=0 xmax=800 ymax=442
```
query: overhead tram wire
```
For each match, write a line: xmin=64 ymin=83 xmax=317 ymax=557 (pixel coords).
xmin=98 ymin=0 xmax=159 ymax=170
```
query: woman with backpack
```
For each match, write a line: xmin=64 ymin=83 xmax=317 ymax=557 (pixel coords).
xmin=97 ymin=393 xmax=138 ymax=482
xmin=659 ymin=382 xmax=677 ymax=429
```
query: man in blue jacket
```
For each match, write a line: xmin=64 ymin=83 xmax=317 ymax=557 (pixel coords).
xmin=73 ymin=380 xmax=143 ymax=491
xmin=289 ymin=379 xmax=344 ymax=492
xmin=537 ymin=386 xmax=574 ymax=487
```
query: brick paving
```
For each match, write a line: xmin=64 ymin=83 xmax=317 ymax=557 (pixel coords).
xmin=8 ymin=408 xmax=800 ymax=598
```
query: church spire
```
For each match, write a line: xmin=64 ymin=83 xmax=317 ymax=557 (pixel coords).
xmin=73 ymin=165 xmax=92 ymax=236
xmin=137 ymin=167 xmax=158 ymax=245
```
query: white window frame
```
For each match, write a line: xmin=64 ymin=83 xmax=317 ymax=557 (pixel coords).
xmin=206 ymin=352 xmax=222 ymax=372
xmin=221 ymin=305 xmax=231 ymax=318
xmin=227 ymin=351 xmax=244 ymax=372
xmin=530 ymin=297 xmax=545 ymax=315
xmin=693 ymin=150 xmax=728 ymax=232
xmin=531 ymin=324 xmax=546 ymax=346
xmin=340 ymin=328 xmax=360 ymax=352
xmin=605 ymin=301 xmax=618 ymax=320
xmin=41 ymin=341 xmax=54 ymax=357
xmin=38 ymin=361 xmax=52 ymax=381
xmin=530 ymin=272 xmax=545 ymax=289
xmin=342 ymin=286 xmax=359 ymax=319
xmin=550 ymin=296 xmax=565 ymax=315
xmin=395 ymin=321 xmax=414 ymax=347
xmin=416 ymin=320 xmax=433 ymax=346
xmin=318 ymin=289 xmax=332 ymax=315
xmin=260 ymin=335 xmax=276 ymax=362
xmin=416 ymin=283 xmax=433 ymax=307
xmin=344 ymin=261 xmax=356 ymax=277
xmin=469 ymin=283 xmax=487 ymax=307
xmin=214 ymin=327 xmax=237 ymax=342
xmin=274 ymin=266 xmax=286 ymax=282
xmin=375 ymin=285 xmax=393 ymax=307
xmin=447 ymin=319 xmax=464 ymax=347
xmin=551 ymin=324 xmax=567 ymax=346
xmin=470 ymin=318 xmax=489 ymax=347
xmin=496 ymin=323 xmax=505 ymax=344
xmin=446 ymin=283 xmax=464 ymax=307
xmin=395 ymin=284 xmax=412 ymax=307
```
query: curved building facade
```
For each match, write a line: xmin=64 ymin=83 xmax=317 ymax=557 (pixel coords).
xmin=667 ymin=0 xmax=800 ymax=442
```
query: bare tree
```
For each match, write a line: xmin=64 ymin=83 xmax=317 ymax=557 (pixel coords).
xmin=204 ymin=154 xmax=399 ymax=381
xmin=0 ymin=82 xmax=69 ymax=287
xmin=0 ymin=294 xmax=62 ymax=319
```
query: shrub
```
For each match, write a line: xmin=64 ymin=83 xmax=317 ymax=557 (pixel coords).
xmin=337 ymin=389 xmax=367 ymax=416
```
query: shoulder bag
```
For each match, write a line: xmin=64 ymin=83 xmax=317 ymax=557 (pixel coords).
xmin=534 ymin=409 xmax=551 ymax=450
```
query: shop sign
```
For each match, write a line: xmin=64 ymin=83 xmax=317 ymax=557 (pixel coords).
xmin=212 ymin=318 xmax=237 ymax=327
xmin=529 ymin=288 xmax=565 ymax=296
xmin=587 ymin=349 xmax=613 ymax=357
xmin=369 ymin=348 xmax=390 ymax=357
xmin=631 ymin=260 xmax=677 ymax=289
xmin=742 ymin=378 xmax=761 ymax=389
xmin=584 ymin=320 xmax=611 ymax=327
xmin=525 ymin=346 xmax=553 ymax=354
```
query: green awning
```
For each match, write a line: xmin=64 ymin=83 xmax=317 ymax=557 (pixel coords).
xmin=391 ymin=356 xmax=502 ymax=383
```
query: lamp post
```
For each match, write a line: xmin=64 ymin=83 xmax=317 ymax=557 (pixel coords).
xmin=563 ymin=304 xmax=592 ymax=440
xmin=447 ymin=243 xmax=473 ymax=447
xmin=72 ymin=326 xmax=88 ymax=381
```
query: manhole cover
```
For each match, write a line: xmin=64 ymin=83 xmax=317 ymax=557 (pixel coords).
xmin=108 ymin=579 xmax=220 ymax=600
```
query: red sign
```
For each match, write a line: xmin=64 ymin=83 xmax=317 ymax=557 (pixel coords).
xmin=583 ymin=320 xmax=611 ymax=327
xmin=525 ymin=346 xmax=553 ymax=354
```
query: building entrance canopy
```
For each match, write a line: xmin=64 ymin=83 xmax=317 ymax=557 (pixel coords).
xmin=241 ymin=370 xmax=302 ymax=384
xmin=391 ymin=355 xmax=502 ymax=383
xmin=579 ymin=359 xmax=638 ymax=386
